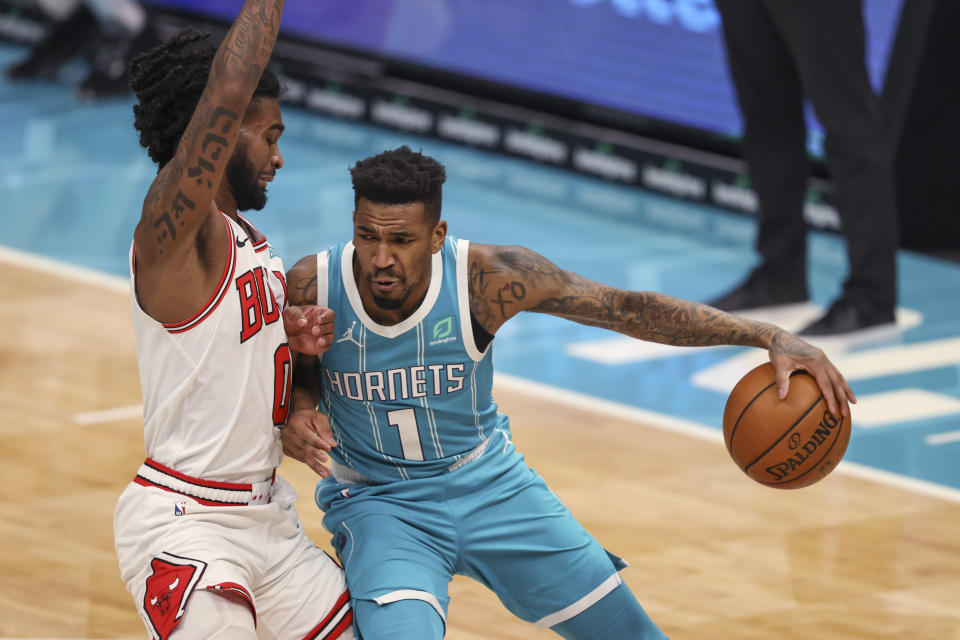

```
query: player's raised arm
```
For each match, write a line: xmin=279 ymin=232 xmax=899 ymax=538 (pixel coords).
xmin=132 ymin=0 xmax=284 ymax=317
xmin=467 ymin=242 xmax=854 ymax=416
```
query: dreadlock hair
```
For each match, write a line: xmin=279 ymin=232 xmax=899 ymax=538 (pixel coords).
xmin=129 ymin=27 xmax=280 ymax=169
xmin=350 ymin=146 xmax=447 ymax=225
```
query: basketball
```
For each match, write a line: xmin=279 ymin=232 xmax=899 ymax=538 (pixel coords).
xmin=722 ymin=362 xmax=850 ymax=489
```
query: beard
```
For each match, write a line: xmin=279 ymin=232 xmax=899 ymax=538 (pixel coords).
xmin=226 ymin=145 xmax=268 ymax=211
xmin=369 ymin=271 xmax=410 ymax=310
xmin=371 ymin=293 xmax=404 ymax=310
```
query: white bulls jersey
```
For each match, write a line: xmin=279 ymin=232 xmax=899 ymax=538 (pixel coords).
xmin=130 ymin=212 xmax=291 ymax=483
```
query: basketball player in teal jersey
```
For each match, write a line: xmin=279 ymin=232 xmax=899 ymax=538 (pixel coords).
xmin=282 ymin=146 xmax=854 ymax=639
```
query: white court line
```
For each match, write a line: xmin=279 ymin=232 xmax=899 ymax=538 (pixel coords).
xmin=73 ymin=404 xmax=142 ymax=426
xmin=495 ymin=372 xmax=723 ymax=444
xmin=0 ymin=245 xmax=128 ymax=293
xmin=495 ymin=372 xmax=960 ymax=505
xmin=926 ymin=430 xmax=960 ymax=446
xmin=854 ymin=388 xmax=960 ymax=428
xmin=0 ymin=246 xmax=136 ymax=428
xmin=4 ymin=248 xmax=958 ymax=504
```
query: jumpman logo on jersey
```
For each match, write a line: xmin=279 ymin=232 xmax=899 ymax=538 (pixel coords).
xmin=336 ymin=320 xmax=362 ymax=347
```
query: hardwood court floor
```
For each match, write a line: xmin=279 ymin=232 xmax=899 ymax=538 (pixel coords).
xmin=2 ymin=260 xmax=959 ymax=639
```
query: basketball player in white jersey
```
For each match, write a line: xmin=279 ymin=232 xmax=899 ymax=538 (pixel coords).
xmin=113 ymin=3 xmax=353 ymax=639
xmin=281 ymin=147 xmax=854 ymax=639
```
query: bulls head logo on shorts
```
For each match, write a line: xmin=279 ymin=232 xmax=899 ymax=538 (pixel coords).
xmin=149 ymin=577 xmax=179 ymax=615
xmin=142 ymin=553 xmax=207 ymax=640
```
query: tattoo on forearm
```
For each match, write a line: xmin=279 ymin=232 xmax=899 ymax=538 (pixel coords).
xmin=217 ymin=1 xmax=282 ymax=79
xmin=470 ymin=245 xmax=802 ymax=350
xmin=770 ymin=330 xmax=820 ymax=359
xmin=209 ymin=106 xmax=236 ymax=134
xmin=535 ymin=288 xmax=772 ymax=347
xmin=140 ymin=1 xmax=282 ymax=255
xmin=186 ymin=110 xmax=237 ymax=188
xmin=491 ymin=243 xmax=774 ymax=347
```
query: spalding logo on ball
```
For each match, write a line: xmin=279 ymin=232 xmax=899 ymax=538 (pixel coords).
xmin=723 ymin=362 xmax=850 ymax=489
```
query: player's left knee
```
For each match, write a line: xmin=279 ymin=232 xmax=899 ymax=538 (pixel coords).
xmin=550 ymin=581 xmax=668 ymax=640
xmin=353 ymin=597 xmax=444 ymax=640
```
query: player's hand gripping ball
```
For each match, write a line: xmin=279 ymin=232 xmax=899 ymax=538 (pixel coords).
xmin=722 ymin=362 xmax=850 ymax=489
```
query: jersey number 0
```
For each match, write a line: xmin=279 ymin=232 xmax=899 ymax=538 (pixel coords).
xmin=273 ymin=344 xmax=292 ymax=425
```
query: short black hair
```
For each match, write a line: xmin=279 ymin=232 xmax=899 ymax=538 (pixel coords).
xmin=129 ymin=27 xmax=280 ymax=168
xmin=350 ymin=146 xmax=447 ymax=224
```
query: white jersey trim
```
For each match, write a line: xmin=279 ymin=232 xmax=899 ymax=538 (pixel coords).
xmin=316 ymin=250 xmax=330 ymax=307
xmin=373 ymin=589 xmax=446 ymax=622
xmin=534 ymin=572 xmax=622 ymax=628
xmin=130 ymin=213 xmax=237 ymax=334
xmin=340 ymin=241 xmax=443 ymax=338
xmin=455 ymin=238 xmax=487 ymax=362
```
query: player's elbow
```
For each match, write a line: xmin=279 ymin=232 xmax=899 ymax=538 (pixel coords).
xmin=209 ymin=79 xmax=257 ymax=113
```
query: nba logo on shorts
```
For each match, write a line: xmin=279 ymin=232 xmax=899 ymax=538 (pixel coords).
xmin=174 ymin=501 xmax=187 ymax=516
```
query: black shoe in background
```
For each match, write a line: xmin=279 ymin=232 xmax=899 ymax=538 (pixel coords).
xmin=76 ymin=17 xmax=161 ymax=99
xmin=798 ymin=297 xmax=896 ymax=336
xmin=707 ymin=272 xmax=808 ymax=312
xmin=5 ymin=3 xmax=100 ymax=80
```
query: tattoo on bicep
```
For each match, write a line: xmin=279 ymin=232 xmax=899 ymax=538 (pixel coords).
xmin=150 ymin=190 xmax=197 ymax=252
xmin=469 ymin=261 xmax=500 ymax=296
xmin=154 ymin=212 xmax=177 ymax=248
xmin=490 ymin=281 xmax=526 ymax=318
xmin=294 ymin=273 xmax=318 ymax=306
xmin=472 ymin=246 xmax=574 ymax=325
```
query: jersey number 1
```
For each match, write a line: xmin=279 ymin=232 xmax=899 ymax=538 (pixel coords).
xmin=386 ymin=408 xmax=425 ymax=461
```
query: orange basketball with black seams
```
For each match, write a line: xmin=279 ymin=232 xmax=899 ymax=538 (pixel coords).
xmin=723 ymin=362 xmax=850 ymax=489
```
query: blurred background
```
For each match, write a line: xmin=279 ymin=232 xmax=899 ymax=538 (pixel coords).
xmin=1 ymin=0 xmax=957 ymax=486
xmin=1 ymin=1 xmax=959 ymax=636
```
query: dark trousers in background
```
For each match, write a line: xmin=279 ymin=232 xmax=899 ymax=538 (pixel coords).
xmin=715 ymin=0 xmax=897 ymax=312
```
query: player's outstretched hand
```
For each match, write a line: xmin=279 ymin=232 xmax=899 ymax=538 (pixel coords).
xmin=767 ymin=329 xmax=856 ymax=418
xmin=283 ymin=305 xmax=335 ymax=355
xmin=283 ymin=408 xmax=337 ymax=478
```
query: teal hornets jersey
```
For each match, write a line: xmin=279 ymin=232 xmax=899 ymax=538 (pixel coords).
xmin=315 ymin=236 xmax=509 ymax=483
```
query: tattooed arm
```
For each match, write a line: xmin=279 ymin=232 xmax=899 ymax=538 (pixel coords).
xmin=468 ymin=243 xmax=855 ymax=416
xmin=284 ymin=254 xmax=324 ymax=404
xmin=133 ymin=0 xmax=285 ymax=323
xmin=282 ymin=253 xmax=334 ymax=355
xmin=282 ymin=254 xmax=337 ymax=477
